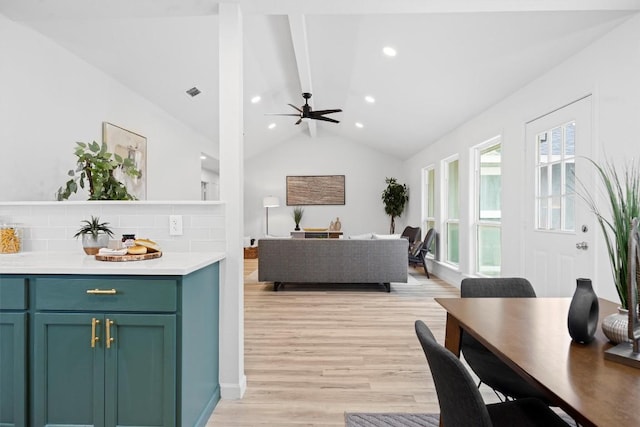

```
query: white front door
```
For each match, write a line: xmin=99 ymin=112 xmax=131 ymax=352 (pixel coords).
xmin=524 ymin=96 xmax=596 ymax=297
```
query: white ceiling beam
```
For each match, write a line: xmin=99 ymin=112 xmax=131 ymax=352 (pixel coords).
xmin=288 ymin=13 xmax=317 ymax=138
xmin=3 ymin=0 xmax=638 ymax=20
xmin=242 ymin=0 xmax=640 ymax=14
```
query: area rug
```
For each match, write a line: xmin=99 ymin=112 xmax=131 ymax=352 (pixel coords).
xmin=345 ymin=413 xmax=439 ymax=427
xmin=345 ymin=412 xmax=576 ymax=426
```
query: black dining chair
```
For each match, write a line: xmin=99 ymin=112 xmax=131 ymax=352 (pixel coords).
xmin=414 ymin=320 xmax=569 ymax=426
xmin=408 ymin=228 xmax=436 ymax=278
xmin=460 ymin=277 xmax=550 ymax=402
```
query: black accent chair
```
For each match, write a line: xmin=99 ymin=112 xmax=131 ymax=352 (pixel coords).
xmin=461 ymin=278 xmax=550 ymax=402
xmin=400 ymin=226 xmax=421 ymax=247
xmin=408 ymin=228 xmax=436 ymax=278
xmin=414 ymin=320 xmax=568 ymax=427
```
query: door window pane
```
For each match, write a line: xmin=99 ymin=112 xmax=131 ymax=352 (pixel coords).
xmin=535 ymin=121 xmax=576 ymax=232
xmin=551 ymin=127 xmax=562 ymax=156
xmin=565 ymin=122 xmax=575 ymax=156
xmin=551 ymin=163 xmax=561 ymax=196
xmin=540 ymin=166 xmax=549 ymax=197
xmin=565 ymin=161 xmax=575 ymax=194
xmin=538 ymin=134 xmax=548 ymax=163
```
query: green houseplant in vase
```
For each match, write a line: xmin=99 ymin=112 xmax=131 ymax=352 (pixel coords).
xmin=56 ymin=141 xmax=141 ymax=201
xmin=292 ymin=207 xmax=304 ymax=231
xmin=74 ymin=216 xmax=115 ymax=255
xmin=381 ymin=177 xmax=409 ymax=234
xmin=581 ymin=158 xmax=640 ymax=343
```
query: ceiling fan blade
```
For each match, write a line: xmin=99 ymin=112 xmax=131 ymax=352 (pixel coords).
xmin=265 ymin=113 xmax=300 ymax=116
xmin=312 ymin=116 xmax=340 ymax=124
xmin=288 ymin=103 xmax=303 ymax=113
xmin=295 ymin=118 xmax=303 ymax=125
xmin=310 ymin=109 xmax=342 ymax=116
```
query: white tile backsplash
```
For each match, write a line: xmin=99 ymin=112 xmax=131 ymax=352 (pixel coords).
xmin=0 ymin=201 xmax=226 ymax=253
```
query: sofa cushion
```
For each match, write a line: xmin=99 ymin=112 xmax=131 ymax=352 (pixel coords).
xmin=372 ymin=233 xmax=401 ymax=239
xmin=349 ymin=232 xmax=373 ymax=240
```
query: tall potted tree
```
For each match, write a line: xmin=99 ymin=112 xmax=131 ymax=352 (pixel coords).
xmin=581 ymin=158 xmax=640 ymax=343
xmin=381 ymin=177 xmax=409 ymax=234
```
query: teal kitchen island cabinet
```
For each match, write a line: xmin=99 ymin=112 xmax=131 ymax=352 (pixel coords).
xmin=0 ymin=252 xmax=223 ymax=427
xmin=0 ymin=278 xmax=27 ymax=427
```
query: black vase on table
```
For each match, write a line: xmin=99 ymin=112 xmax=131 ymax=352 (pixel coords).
xmin=567 ymin=278 xmax=599 ymax=343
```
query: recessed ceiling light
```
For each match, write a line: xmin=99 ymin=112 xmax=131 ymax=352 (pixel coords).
xmin=383 ymin=46 xmax=397 ymax=57
xmin=365 ymin=95 xmax=375 ymax=103
xmin=186 ymin=87 xmax=201 ymax=97
xmin=200 ymin=155 xmax=207 ymax=160
xmin=251 ymin=95 xmax=261 ymax=103
xmin=268 ymin=123 xmax=276 ymax=129
xmin=355 ymin=122 xmax=364 ymax=128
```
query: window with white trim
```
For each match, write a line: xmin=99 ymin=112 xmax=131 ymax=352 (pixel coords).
xmin=443 ymin=156 xmax=459 ymax=266
xmin=535 ymin=121 xmax=576 ymax=231
xmin=474 ymin=138 xmax=501 ymax=277
xmin=421 ymin=166 xmax=436 ymax=255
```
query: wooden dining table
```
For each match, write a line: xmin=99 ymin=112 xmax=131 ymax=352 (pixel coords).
xmin=435 ymin=297 xmax=640 ymax=427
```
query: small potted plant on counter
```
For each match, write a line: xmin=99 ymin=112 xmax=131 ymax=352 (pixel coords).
xmin=74 ymin=215 xmax=114 ymax=255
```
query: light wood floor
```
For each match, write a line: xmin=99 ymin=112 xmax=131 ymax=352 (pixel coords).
xmin=207 ymin=260 xmax=465 ymax=426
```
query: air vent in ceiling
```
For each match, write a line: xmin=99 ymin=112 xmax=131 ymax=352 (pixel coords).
xmin=186 ymin=87 xmax=201 ymax=97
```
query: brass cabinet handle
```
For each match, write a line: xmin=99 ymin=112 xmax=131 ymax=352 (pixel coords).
xmin=86 ymin=288 xmax=117 ymax=295
xmin=91 ymin=318 xmax=100 ymax=348
xmin=106 ymin=319 xmax=115 ymax=349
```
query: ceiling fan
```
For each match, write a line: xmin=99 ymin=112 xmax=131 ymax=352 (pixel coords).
xmin=269 ymin=92 xmax=342 ymax=125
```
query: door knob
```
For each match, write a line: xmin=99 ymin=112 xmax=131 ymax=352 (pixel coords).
xmin=576 ymin=241 xmax=588 ymax=250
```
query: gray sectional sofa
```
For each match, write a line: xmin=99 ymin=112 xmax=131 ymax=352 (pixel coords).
xmin=258 ymin=238 xmax=408 ymax=291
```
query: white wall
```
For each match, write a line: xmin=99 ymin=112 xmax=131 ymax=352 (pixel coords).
xmin=403 ymin=13 xmax=640 ymax=302
xmin=0 ymin=14 xmax=216 ymax=202
xmin=244 ymin=134 xmax=406 ymax=241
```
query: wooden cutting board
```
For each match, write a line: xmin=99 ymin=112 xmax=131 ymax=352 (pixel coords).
xmin=95 ymin=251 xmax=162 ymax=262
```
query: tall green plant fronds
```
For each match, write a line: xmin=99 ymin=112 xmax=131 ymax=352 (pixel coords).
xmin=579 ymin=158 xmax=640 ymax=309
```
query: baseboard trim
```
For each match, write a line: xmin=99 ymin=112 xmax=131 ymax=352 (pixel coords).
xmin=193 ymin=387 xmax=221 ymax=427
xmin=220 ymin=374 xmax=247 ymax=399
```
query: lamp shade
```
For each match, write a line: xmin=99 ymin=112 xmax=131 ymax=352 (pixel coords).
xmin=263 ymin=196 xmax=280 ymax=208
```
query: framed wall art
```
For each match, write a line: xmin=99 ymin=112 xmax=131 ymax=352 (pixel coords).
xmin=286 ymin=175 xmax=345 ymax=205
xmin=103 ymin=122 xmax=147 ymax=200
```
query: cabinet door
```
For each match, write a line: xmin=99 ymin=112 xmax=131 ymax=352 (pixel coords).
xmin=104 ymin=314 xmax=176 ymax=427
xmin=0 ymin=313 xmax=26 ymax=427
xmin=32 ymin=313 xmax=105 ymax=427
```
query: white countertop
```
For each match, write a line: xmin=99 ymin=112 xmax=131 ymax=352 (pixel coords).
xmin=0 ymin=251 xmax=226 ymax=276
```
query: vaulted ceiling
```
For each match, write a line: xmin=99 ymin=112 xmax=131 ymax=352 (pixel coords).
xmin=1 ymin=0 xmax=638 ymax=166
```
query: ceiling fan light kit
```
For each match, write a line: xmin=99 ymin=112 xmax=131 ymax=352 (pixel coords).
xmin=268 ymin=92 xmax=342 ymax=125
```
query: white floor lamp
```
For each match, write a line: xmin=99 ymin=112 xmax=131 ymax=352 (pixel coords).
xmin=263 ymin=196 xmax=280 ymax=236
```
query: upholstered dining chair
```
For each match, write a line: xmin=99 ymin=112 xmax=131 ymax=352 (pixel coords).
xmin=414 ymin=320 xmax=569 ymax=427
xmin=460 ymin=277 xmax=550 ymax=403
xmin=408 ymin=228 xmax=436 ymax=278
